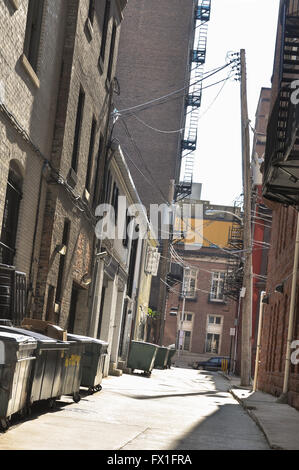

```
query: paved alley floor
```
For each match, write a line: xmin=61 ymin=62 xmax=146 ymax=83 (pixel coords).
xmin=0 ymin=367 xmax=270 ymax=450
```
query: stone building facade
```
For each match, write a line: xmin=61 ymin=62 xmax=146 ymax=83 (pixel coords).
xmin=0 ymin=0 xmax=128 ymax=335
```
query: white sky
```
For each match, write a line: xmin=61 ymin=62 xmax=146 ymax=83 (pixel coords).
xmin=193 ymin=0 xmax=280 ymax=206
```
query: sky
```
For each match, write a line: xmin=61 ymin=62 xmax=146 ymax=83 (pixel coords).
xmin=193 ymin=0 xmax=281 ymax=206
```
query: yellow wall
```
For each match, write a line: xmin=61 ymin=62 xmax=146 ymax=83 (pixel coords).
xmin=174 ymin=217 xmax=234 ymax=248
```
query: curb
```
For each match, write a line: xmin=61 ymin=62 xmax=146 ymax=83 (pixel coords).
xmin=229 ymin=388 xmax=283 ymax=450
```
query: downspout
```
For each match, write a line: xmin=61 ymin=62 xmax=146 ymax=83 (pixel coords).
xmin=277 ymin=212 xmax=299 ymax=403
xmin=253 ymin=291 xmax=266 ymax=392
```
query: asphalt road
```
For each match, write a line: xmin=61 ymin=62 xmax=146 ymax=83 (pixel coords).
xmin=0 ymin=367 xmax=270 ymax=450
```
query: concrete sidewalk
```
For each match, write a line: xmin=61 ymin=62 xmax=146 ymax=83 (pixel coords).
xmin=220 ymin=372 xmax=299 ymax=450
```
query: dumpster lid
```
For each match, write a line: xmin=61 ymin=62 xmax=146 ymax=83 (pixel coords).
xmin=0 ymin=331 xmax=37 ymax=346
xmin=67 ymin=333 xmax=108 ymax=346
xmin=0 ymin=326 xmax=69 ymax=350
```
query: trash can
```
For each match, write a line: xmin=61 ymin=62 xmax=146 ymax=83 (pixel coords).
xmin=0 ymin=326 xmax=69 ymax=408
xmin=0 ymin=331 xmax=37 ymax=431
xmin=59 ymin=335 xmax=87 ymax=402
xmin=67 ymin=334 xmax=108 ymax=394
xmin=154 ymin=346 xmax=170 ymax=369
xmin=167 ymin=347 xmax=176 ymax=368
xmin=127 ymin=341 xmax=158 ymax=377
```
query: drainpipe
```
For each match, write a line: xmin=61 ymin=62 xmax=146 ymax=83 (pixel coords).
xmin=277 ymin=212 xmax=299 ymax=403
xmin=253 ymin=291 xmax=266 ymax=392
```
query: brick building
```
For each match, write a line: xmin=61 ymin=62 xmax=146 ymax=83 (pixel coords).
xmin=113 ymin=1 xmax=212 ymax=335
xmin=258 ymin=0 xmax=299 ymax=409
xmin=0 ymin=1 xmax=128 ymax=336
xmin=163 ymin=200 xmax=238 ymax=366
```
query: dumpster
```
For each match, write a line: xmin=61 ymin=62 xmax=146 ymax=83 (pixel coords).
xmin=0 ymin=326 xmax=69 ymax=408
xmin=154 ymin=346 xmax=170 ymax=369
xmin=67 ymin=334 xmax=108 ymax=394
xmin=127 ymin=341 xmax=158 ymax=377
xmin=167 ymin=347 xmax=176 ymax=368
xmin=59 ymin=335 xmax=87 ymax=402
xmin=0 ymin=331 xmax=37 ymax=431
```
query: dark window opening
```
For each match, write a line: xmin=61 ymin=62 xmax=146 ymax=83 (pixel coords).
xmin=127 ymin=231 xmax=139 ymax=298
xmin=24 ymin=0 xmax=45 ymax=72
xmin=68 ymin=282 xmax=81 ymax=334
xmin=86 ymin=117 xmax=97 ymax=192
xmin=97 ymin=284 xmax=106 ymax=339
xmin=100 ymin=0 xmax=111 ymax=62
xmin=55 ymin=219 xmax=70 ymax=304
xmin=71 ymin=88 xmax=85 ymax=173
xmin=107 ymin=22 xmax=117 ymax=82
xmin=93 ymin=133 xmax=104 ymax=207
xmin=0 ymin=165 xmax=23 ymax=265
xmin=88 ymin=0 xmax=95 ymax=25
xmin=111 ymin=182 xmax=119 ymax=224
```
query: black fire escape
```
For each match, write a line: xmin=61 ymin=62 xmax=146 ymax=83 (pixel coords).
xmin=175 ymin=0 xmax=211 ymax=201
xmin=263 ymin=0 xmax=299 ymax=205
xmin=223 ymin=220 xmax=244 ymax=301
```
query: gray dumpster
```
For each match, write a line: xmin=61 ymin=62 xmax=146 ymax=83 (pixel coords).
xmin=154 ymin=346 xmax=170 ymax=369
xmin=67 ymin=334 xmax=108 ymax=394
xmin=127 ymin=341 xmax=158 ymax=377
xmin=60 ymin=335 xmax=87 ymax=402
xmin=0 ymin=326 xmax=69 ymax=408
xmin=0 ymin=331 xmax=37 ymax=431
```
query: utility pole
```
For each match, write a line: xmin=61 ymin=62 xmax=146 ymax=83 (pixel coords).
xmin=157 ymin=179 xmax=175 ymax=345
xmin=240 ymin=49 xmax=253 ymax=387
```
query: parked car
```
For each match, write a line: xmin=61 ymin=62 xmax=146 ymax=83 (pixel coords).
xmin=192 ymin=356 xmax=230 ymax=371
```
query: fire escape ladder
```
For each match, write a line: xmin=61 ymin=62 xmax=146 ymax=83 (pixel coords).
xmin=177 ymin=0 xmax=211 ymax=202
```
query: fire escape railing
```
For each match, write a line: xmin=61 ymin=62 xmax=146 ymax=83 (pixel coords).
xmin=223 ymin=222 xmax=244 ymax=301
xmin=176 ymin=0 xmax=211 ymax=201
xmin=263 ymin=0 xmax=299 ymax=205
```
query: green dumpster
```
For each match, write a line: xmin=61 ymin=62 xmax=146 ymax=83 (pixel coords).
xmin=154 ymin=346 xmax=170 ymax=369
xmin=0 ymin=326 xmax=70 ymax=408
xmin=167 ymin=347 xmax=176 ymax=368
xmin=67 ymin=334 xmax=108 ymax=394
xmin=0 ymin=331 xmax=37 ymax=431
xmin=127 ymin=341 xmax=158 ymax=377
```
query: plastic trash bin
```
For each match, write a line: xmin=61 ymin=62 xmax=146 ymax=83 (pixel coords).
xmin=0 ymin=331 xmax=37 ymax=431
xmin=127 ymin=341 xmax=158 ymax=377
xmin=154 ymin=346 xmax=170 ymax=369
xmin=167 ymin=347 xmax=176 ymax=368
xmin=60 ymin=335 xmax=87 ymax=402
xmin=67 ymin=334 xmax=108 ymax=394
xmin=0 ymin=326 xmax=69 ymax=408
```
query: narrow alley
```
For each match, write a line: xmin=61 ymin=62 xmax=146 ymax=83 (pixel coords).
xmin=0 ymin=368 xmax=269 ymax=451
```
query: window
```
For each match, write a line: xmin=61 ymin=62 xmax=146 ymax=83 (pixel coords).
xmin=0 ymin=163 xmax=23 ymax=265
xmin=111 ymin=182 xmax=119 ymax=224
xmin=99 ymin=0 xmax=111 ymax=66
xmin=24 ymin=0 xmax=44 ymax=72
xmin=71 ymin=88 xmax=85 ymax=172
xmin=210 ymin=272 xmax=225 ymax=301
xmin=107 ymin=22 xmax=117 ymax=82
xmin=183 ymin=268 xmax=197 ymax=299
xmin=208 ymin=315 xmax=221 ymax=325
xmin=177 ymin=331 xmax=191 ymax=352
xmin=85 ymin=117 xmax=97 ymax=192
xmin=205 ymin=333 xmax=220 ymax=354
xmin=88 ymin=0 xmax=95 ymax=25
xmin=93 ymin=133 xmax=104 ymax=207
xmin=55 ymin=220 xmax=70 ymax=304
xmin=184 ymin=313 xmax=193 ymax=322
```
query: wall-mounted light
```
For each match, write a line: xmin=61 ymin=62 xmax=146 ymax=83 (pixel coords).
xmin=275 ymin=283 xmax=284 ymax=294
xmin=262 ymin=295 xmax=270 ymax=304
xmin=81 ymin=273 xmax=92 ymax=286
xmin=96 ymin=251 xmax=107 ymax=259
xmin=55 ymin=244 xmax=67 ymax=256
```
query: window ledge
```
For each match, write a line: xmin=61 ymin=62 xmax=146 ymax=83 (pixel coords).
xmin=9 ymin=0 xmax=19 ymax=10
xmin=20 ymin=54 xmax=40 ymax=89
